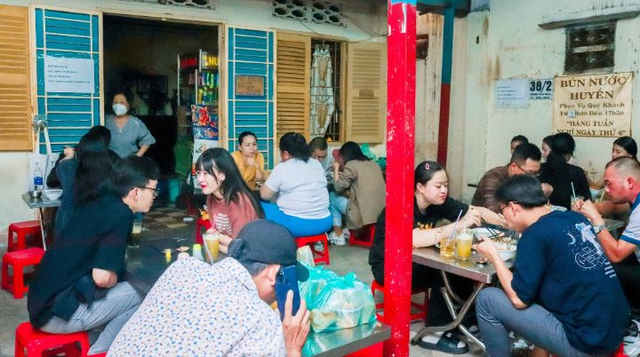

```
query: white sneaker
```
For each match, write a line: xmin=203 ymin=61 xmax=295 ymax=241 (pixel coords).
xmin=328 ymin=231 xmax=346 ymax=246
xmin=342 ymin=228 xmax=350 ymax=240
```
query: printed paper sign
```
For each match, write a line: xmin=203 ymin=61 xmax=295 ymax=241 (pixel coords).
xmin=529 ymin=79 xmax=553 ymax=100
xmin=44 ymin=56 xmax=95 ymax=93
xmin=495 ymin=79 xmax=529 ymax=108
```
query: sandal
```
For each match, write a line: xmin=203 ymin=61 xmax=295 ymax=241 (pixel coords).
xmin=418 ymin=331 xmax=469 ymax=354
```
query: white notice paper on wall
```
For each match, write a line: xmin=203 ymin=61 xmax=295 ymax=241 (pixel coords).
xmin=44 ymin=56 xmax=95 ymax=94
xmin=495 ymin=79 xmax=529 ymax=108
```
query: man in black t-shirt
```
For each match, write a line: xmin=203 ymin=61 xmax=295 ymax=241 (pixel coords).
xmin=28 ymin=156 xmax=159 ymax=355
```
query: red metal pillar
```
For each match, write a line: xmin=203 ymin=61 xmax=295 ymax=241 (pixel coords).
xmin=385 ymin=1 xmax=416 ymax=356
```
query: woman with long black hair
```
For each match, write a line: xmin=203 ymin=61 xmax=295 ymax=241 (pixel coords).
xmin=55 ymin=130 xmax=115 ymax=231
xmin=196 ymin=148 xmax=263 ymax=254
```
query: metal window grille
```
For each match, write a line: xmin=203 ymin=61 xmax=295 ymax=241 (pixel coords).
xmin=310 ymin=39 xmax=342 ymax=141
xmin=272 ymin=0 xmax=345 ymax=27
xmin=565 ymin=23 xmax=615 ymax=74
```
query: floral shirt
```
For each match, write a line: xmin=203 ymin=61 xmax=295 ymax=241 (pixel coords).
xmin=108 ymin=258 xmax=285 ymax=356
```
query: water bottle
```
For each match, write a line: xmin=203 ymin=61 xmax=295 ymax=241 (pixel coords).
xmin=33 ymin=163 xmax=43 ymax=192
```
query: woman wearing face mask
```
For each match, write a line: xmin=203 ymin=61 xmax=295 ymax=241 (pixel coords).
xmin=196 ymin=148 xmax=262 ymax=254
xmin=231 ymin=131 xmax=265 ymax=190
xmin=105 ymin=91 xmax=156 ymax=158
xmin=369 ymin=161 xmax=504 ymax=354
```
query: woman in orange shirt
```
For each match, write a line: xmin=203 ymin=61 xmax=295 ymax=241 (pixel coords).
xmin=230 ymin=131 xmax=265 ymax=190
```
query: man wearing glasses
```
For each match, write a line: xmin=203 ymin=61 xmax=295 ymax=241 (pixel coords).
xmin=475 ymin=175 xmax=627 ymax=356
xmin=28 ymin=156 xmax=159 ymax=355
xmin=472 ymin=143 xmax=551 ymax=212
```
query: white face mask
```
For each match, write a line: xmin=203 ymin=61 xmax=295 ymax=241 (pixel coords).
xmin=112 ymin=103 xmax=128 ymax=116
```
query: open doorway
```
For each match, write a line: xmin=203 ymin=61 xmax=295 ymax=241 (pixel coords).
xmin=103 ymin=15 xmax=219 ymax=215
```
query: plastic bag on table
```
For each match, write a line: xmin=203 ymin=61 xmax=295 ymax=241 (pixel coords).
xmin=298 ymin=265 xmax=337 ymax=307
xmin=309 ymin=272 xmax=376 ymax=332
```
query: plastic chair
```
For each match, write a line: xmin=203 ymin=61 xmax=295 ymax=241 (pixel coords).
xmin=2 ymin=248 xmax=45 ymax=299
xmin=371 ymin=280 xmax=429 ymax=324
xmin=8 ymin=220 xmax=42 ymax=252
xmin=195 ymin=217 xmax=211 ymax=245
xmin=349 ymin=223 xmax=376 ymax=248
xmin=296 ymin=233 xmax=330 ymax=265
xmin=15 ymin=321 xmax=90 ymax=357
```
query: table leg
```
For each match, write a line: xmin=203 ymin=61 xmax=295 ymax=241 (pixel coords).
xmin=410 ymin=276 xmax=486 ymax=351
xmin=37 ymin=208 xmax=48 ymax=251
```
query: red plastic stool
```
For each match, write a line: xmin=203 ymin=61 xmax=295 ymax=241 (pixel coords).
xmin=296 ymin=234 xmax=330 ymax=265
xmin=371 ymin=280 xmax=429 ymax=324
xmin=349 ymin=223 xmax=376 ymax=248
xmin=15 ymin=322 xmax=90 ymax=357
xmin=2 ymin=248 xmax=45 ymax=299
xmin=195 ymin=217 xmax=212 ymax=245
xmin=8 ymin=220 xmax=42 ymax=252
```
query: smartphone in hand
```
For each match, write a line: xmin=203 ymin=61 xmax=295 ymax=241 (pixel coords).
xmin=275 ymin=265 xmax=301 ymax=321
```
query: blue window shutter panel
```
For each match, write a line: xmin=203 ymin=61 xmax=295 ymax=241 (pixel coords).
xmin=35 ymin=8 xmax=100 ymax=153
xmin=227 ymin=27 xmax=275 ymax=169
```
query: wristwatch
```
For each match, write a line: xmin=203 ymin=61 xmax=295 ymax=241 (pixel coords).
xmin=593 ymin=224 xmax=605 ymax=234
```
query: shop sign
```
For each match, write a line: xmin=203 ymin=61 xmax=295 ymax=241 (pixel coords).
xmin=553 ymin=72 xmax=632 ymax=137
xmin=235 ymin=75 xmax=265 ymax=97
xmin=44 ymin=56 xmax=94 ymax=94
xmin=529 ymin=79 xmax=553 ymax=100
xmin=495 ymin=79 xmax=529 ymax=108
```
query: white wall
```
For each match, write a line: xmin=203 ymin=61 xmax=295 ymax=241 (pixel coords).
xmin=0 ymin=0 xmax=386 ymax=231
xmin=455 ymin=0 xmax=640 ymax=201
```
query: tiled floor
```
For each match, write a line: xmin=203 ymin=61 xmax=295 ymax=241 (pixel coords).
xmin=141 ymin=204 xmax=191 ymax=231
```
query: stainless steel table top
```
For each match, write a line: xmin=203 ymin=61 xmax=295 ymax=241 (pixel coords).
xmin=22 ymin=193 xmax=61 ymax=209
xmin=412 ymin=247 xmax=513 ymax=284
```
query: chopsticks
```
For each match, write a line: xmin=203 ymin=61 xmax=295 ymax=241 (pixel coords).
xmin=480 ymin=218 xmax=502 ymax=240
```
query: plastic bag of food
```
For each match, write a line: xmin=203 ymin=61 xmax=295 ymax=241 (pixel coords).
xmin=309 ymin=272 xmax=376 ymax=332
xmin=296 ymin=246 xmax=316 ymax=268
xmin=298 ymin=265 xmax=338 ymax=307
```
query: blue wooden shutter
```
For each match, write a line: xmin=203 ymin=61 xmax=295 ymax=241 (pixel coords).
xmin=34 ymin=8 xmax=101 ymax=153
xmin=227 ymin=27 xmax=275 ymax=168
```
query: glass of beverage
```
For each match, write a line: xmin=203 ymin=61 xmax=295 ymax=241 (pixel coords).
xmin=440 ymin=236 xmax=456 ymax=259
xmin=203 ymin=231 xmax=220 ymax=263
xmin=571 ymin=195 xmax=584 ymax=211
xmin=456 ymin=228 xmax=473 ymax=261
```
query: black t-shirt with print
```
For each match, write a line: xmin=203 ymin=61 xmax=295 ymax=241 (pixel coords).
xmin=368 ymin=196 xmax=468 ymax=275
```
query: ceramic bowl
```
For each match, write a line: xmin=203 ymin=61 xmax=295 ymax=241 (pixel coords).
xmin=496 ymin=245 xmax=517 ymax=261
xmin=43 ymin=189 xmax=63 ymax=200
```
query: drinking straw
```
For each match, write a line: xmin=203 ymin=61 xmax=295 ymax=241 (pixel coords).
xmin=570 ymin=182 xmax=577 ymax=203
xmin=598 ymin=190 xmax=606 ymax=203
xmin=446 ymin=209 xmax=464 ymax=245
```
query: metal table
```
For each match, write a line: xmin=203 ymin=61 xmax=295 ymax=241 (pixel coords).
xmin=410 ymin=247 xmax=513 ymax=351
xmin=605 ymin=218 xmax=624 ymax=238
xmin=21 ymin=193 xmax=61 ymax=250
xmin=125 ymin=237 xmax=391 ymax=356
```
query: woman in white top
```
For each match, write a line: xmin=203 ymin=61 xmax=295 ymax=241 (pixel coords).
xmin=260 ymin=132 xmax=332 ymax=237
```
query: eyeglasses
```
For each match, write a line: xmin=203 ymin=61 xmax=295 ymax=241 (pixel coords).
xmin=514 ymin=162 xmax=540 ymax=176
xmin=499 ymin=201 xmax=516 ymax=215
xmin=142 ymin=186 xmax=159 ymax=198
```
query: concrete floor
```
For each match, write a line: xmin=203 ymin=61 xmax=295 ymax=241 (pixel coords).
xmin=0 ymin=220 xmax=485 ymax=357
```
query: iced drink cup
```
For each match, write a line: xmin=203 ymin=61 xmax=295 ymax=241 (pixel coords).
xmin=456 ymin=230 xmax=473 ymax=260
xmin=203 ymin=232 xmax=220 ymax=263
xmin=440 ymin=238 xmax=455 ymax=259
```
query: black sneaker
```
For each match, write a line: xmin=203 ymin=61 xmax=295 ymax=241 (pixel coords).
xmin=417 ymin=332 xmax=469 ymax=354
